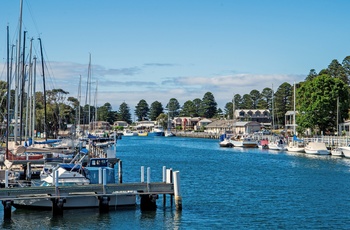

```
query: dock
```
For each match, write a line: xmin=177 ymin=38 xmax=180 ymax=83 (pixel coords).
xmin=0 ymin=140 xmax=182 ymax=221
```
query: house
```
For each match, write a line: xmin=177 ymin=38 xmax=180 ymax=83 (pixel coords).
xmin=205 ymin=120 xmax=233 ymax=134
xmin=89 ymin=121 xmax=111 ymax=131
xmin=233 ymin=121 xmax=261 ymax=134
xmin=113 ymin=121 xmax=128 ymax=127
xmin=234 ymin=109 xmax=271 ymax=123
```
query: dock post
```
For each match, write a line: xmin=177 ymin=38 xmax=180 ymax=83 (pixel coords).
xmin=5 ymin=170 xmax=8 ymax=188
xmin=98 ymin=196 xmax=110 ymax=213
xmin=118 ymin=160 xmax=122 ymax=183
xmin=173 ymin=171 xmax=182 ymax=211
xmin=55 ymin=170 xmax=59 ymax=195
xmin=141 ymin=166 xmax=144 ymax=183
xmin=147 ymin=167 xmax=151 ymax=192
xmin=2 ymin=200 xmax=13 ymax=221
xmin=26 ymin=162 xmax=31 ymax=181
xmin=51 ymin=198 xmax=65 ymax=216
xmin=140 ymin=194 xmax=158 ymax=211
xmin=162 ymin=166 xmax=166 ymax=207
xmin=99 ymin=167 xmax=103 ymax=184
xmin=167 ymin=168 xmax=173 ymax=206
xmin=103 ymin=169 xmax=107 ymax=194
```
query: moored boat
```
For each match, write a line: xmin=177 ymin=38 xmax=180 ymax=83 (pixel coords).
xmin=304 ymin=142 xmax=330 ymax=155
xmin=229 ymin=135 xmax=257 ymax=148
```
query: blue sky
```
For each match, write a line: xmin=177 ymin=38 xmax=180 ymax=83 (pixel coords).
xmin=1 ymin=0 xmax=350 ymax=116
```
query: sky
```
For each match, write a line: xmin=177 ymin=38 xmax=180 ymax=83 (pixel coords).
xmin=1 ymin=0 xmax=350 ymax=116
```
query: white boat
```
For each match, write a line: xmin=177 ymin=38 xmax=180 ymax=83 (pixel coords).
xmin=337 ymin=146 xmax=350 ymax=158
xmin=331 ymin=148 xmax=343 ymax=157
xmin=123 ymin=129 xmax=138 ymax=136
xmin=287 ymin=141 xmax=305 ymax=153
xmin=304 ymin=142 xmax=330 ymax=155
xmin=219 ymin=139 xmax=233 ymax=148
xmin=229 ymin=135 xmax=257 ymax=148
xmin=13 ymin=158 xmax=137 ymax=209
xmin=268 ymin=139 xmax=287 ymax=151
xmin=164 ymin=131 xmax=175 ymax=137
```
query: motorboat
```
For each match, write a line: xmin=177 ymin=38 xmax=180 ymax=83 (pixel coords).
xmin=304 ymin=142 xmax=330 ymax=155
xmin=123 ymin=129 xmax=138 ymax=136
xmin=268 ymin=138 xmax=287 ymax=151
xmin=337 ymin=146 xmax=350 ymax=158
xmin=258 ymin=139 xmax=269 ymax=149
xmin=229 ymin=134 xmax=257 ymax=148
xmin=148 ymin=125 xmax=165 ymax=136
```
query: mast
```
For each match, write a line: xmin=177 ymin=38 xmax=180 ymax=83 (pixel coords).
xmin=14 ymin=0 xmax=24 ymax=144
xmin=293 ymin=82 xmax=296 ymax=135
xmin=19 ymin=30 xmax=26 ymax=144
xmin=232 ymin=94 xmax=236 ymax=134
xmin=6 ymin=26 xmax=10 ymax=158
xmin=77 ymin=75 xmax=81 ymax=136
xmin=32 ymin=56 xmax=37 ymax=145
xmin=39 ymin=38 xmax=47 ymax=141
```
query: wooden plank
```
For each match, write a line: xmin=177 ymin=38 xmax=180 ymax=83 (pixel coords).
xmin=0 ymin=182 xmax=174 ymax=200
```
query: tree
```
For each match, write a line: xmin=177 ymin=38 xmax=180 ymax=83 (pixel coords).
xmin=328 ymin=59 xmax=347 ymax=84
xmin=249 ymin=90 xmax=261 ymax=109
xmin=97 ymin=102 xmax=114 ymax=123
xmin=135 ymin=99 xmax=149 ymax=121
xmin=192 ymin=98 xmax=202 ymax=117
xmin=118 ymin=102 xmax=132 ymax=124
xmin=166 ymin=98 xmax=180 ymax=118
xmin=149 ymin=101 xmax=163 ymax=121
xmin=305 ymin=69 xmax=318 ymax=81
xmin=233 ymin=94 xmax=242 ymax=109
xmin=296 ymin=74 xmax=349 ymax=134
xmin=259 ymin=87 xmax=273 ymax=110
xmin=273 ymin=82 xmax=292 ymax=128
xmin=200 ymin=92 xmax=217 ymax=118
xmin=342 ymin=56 xmax=350 ymax=83
xmin=224 ymin=101 xmax=233 ymax=119
xmin=180 ymin=100 xmax=196 ymax=117
xmin=241 ymin=94 xmax=253 ymax=109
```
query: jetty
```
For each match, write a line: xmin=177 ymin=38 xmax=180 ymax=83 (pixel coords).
xmin=0 ymin=143 xmax=182 ymax=221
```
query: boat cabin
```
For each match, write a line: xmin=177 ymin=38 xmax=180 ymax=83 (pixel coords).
xmin=89 ymin=158 xmax=108 ymax=167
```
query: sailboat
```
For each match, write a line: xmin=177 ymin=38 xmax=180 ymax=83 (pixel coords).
xmin=165 ymin=112 xmax=175 ymax=137
xmin=287 ymin=83 xmax=305 ymax=153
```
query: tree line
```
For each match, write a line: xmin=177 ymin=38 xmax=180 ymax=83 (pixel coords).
xmin=1 ymin=56 xmax=349 ymax=137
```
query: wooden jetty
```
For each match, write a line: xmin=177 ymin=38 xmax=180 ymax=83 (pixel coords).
xmin=0 ymin=143 xmax=182 ymax=220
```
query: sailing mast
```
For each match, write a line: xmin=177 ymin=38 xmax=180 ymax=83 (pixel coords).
xmin=6 ymin=26 xmax=10 ymax=158
xmin=39 ymin=38 xmax=47 ymax=141
xmin=14 ymin=0 xmax=24 ymax=144
xmin=293 ymin=82 xmax=296 ymax=135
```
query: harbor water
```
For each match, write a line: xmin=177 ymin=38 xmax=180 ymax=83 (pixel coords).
xmin=2 ymin=136 xmax=350 ymax=229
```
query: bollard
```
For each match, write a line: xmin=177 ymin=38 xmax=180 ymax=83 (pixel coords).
xmin=103 ymin=169 xmax=107 ymax=194
xmin=99 ymin=167 xmax=103 ymax=184
xmin=140 ymin=194 xmax=157 ymax=211
xmin=118 ymin=160 xmax=122 ymax=183
xmin=147 ymin=167 xmax=151 ymax=184
xmin=141 ymin=166 xmax=144 ymax=183
xmin=162 ymin=166 xmax=166 ymax=183
xmin=173 ymin=171 xmax=182 ymax=211
xmin=26 ymin=162 xmax=31 ymax=181
xmin=5 ymin=170 xmax=8 ymax=188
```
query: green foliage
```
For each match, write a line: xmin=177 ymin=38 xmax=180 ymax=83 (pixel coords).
xmin=249 ymin=90 xmax=260 ymax=109
xmin=296 ymin=74 xmax=349 ymax=134
xmin=273 ymin=82 xmax=292 ymax=128
xmin=135 ymin=99 xmax=149 ymax=121
xmin=149 ymin=101 xmax=164 ymax=121
xmin=118 ymin=102 xmax=132 ymax=124
xmin=200 ymin=92 xmax=217 ymax=118
xmin=166 ymin=98 xmax=180 ymax=117
xmin=180 ymin=100 xmax=196 ymax=117
xmin=241 ymin=94 xmax=253 ymax=109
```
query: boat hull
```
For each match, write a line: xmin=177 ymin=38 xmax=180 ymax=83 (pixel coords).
xmin=12 ymin=193 xmax=136 ymax=209
xmin=338 ymin=146 xmax=350 ymax=158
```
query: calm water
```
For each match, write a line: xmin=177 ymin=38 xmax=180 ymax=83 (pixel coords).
xmin=2 ymin=136 xmax=350 ymax=229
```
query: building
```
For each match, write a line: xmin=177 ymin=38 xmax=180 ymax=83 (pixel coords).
xmin=234 ymin=109 xmax=271 ymax=123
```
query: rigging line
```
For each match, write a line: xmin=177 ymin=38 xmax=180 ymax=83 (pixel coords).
xmin=24 ymin=0 xmax=41 ymax=36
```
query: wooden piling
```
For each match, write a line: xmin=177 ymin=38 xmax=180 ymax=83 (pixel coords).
xmin=98 ymin=196 xmax=110 ymax=213
xmin=51 ymin=198 xmax=65 ymax=216
xmin=2 ymin=200 xmax=12 ymax=221
xmin=173 ymin=171 xmax=182 ymax=211
xmin=118 ymin=160 xmax=122 ymax=183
